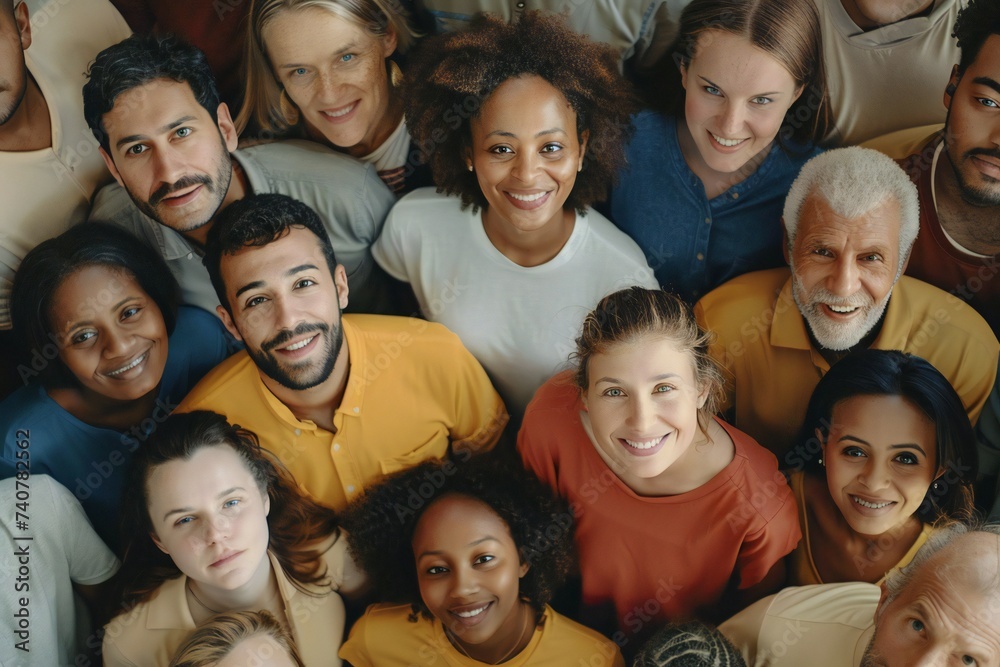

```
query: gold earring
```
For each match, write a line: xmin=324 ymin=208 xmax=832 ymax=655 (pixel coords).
xmin=279 ymin=89 xmax=300 ymax=125
xmin=389 ymin=60 xmax=403 ymax=88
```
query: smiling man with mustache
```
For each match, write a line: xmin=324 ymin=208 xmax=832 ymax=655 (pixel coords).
xmin=695 ymin=147 xmax=999 ymax=461
xmin=177 ymin=194 xmax=507 ymax=511
xmin=83 ymin=34 xmax=401 ymax=318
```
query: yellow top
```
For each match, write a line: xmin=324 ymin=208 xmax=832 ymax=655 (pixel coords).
xmin=179 ymin=315 xmax=507 ymax=509
xmin=340 ymin=603 xmax=625 ymax=666
xmin=787 ymin=470 xmax=933 ymax=586
xmin=694 ymin=268 xmax=998 ymax=460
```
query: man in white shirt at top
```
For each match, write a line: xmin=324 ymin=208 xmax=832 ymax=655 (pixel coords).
xmin=0 ymin=0 xmax=130 ymax=330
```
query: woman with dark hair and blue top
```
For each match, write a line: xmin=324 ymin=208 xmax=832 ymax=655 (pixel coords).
xmin=0 ymin=223 xmax=231 ymax=550
xmin=785 ymin=349 xmax=977 ymax=586
xmin=608 ymin=0 xmax=830 ymax=303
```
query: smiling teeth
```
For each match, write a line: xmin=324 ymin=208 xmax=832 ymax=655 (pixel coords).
xmin=509 ymin=191 xmax=547 ymax=202
xmin=712 ymin=134 xmax=745 ymax=147
xmin=284 ymin=336 xmax=315 ymax=351
xmin=322 ymin=105 xmax=354 ymax=118
xmin=853 ymin=496 xmax=892 ymax=509
xmin=455 ymin=605 xmax=488 ymax=618
xmin=107 ymin=352 xmax=147 ymax=376
xmin=827 ymin=305 xmax=859 ymax=313
xmin=624 ymin=437 xmax=661 ymax=450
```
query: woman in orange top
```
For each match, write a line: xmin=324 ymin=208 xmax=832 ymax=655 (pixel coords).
xmin=785 ymin=350 xmax=977 ymax=586
xmin=518 ymin=287 xmax=800 ymax=650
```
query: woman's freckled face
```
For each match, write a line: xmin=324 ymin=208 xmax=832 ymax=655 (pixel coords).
xmin=263 ymin=6 xmax=397 ymax=156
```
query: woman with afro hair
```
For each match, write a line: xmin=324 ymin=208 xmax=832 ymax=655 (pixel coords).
xmin=338 ymin=456 xmax=624 ymax=665
xmin=371 ymin=11 xmax=658 ymax=423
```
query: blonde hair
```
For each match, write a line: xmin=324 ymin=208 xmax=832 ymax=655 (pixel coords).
xmin=236 ymin=0 xmax=419 ymax=137
xmin=573 ymin=287 xmax=725 ymax=433
xmin=169 ymin=610 xmax=305 ymax=667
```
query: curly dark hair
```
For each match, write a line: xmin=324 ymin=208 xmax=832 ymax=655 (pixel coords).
xmin=204 ymin=193 xmax=338 ymax=314
xmin=117 ymin=411 xmax=340 ymax=606
xmin=402 ymin=10 xmax=636 ymax=213
xmin=954 ymin=0 xmax=1000 ymax=73
xmin=83 ymin=34 xmax=220 ymax=153
xmin=341 ymin=455 xmax=575 ymax=623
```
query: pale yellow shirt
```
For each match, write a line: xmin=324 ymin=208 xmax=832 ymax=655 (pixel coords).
xmin=102 ymin=537 xmax=349 ymax=667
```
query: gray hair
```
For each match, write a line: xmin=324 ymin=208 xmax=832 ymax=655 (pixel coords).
xmin=883 ymin=520 xmax=1000 ymax=606
xmin=783 ymin=147 xmax=920 ymax=274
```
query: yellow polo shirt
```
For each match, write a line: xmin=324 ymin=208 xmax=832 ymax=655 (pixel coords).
xmin=694 ymin=268 xmax=998 ymax=461
xmin=178 ymin=315 xmax=507 ymax=509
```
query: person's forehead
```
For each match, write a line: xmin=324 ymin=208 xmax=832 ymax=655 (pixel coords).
xmin=966 ymin=34 xmax=1000 ymax=77
xmin=104 ymin=78 xmax=209 ymax=140
xmin=222 ymin=226 xmax=331 ymax=284
xmin=798 ymin=193 xmax=901 ymax=245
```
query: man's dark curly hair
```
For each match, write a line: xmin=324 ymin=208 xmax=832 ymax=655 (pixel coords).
xmin=341 ymin=455 xmax=576 ymax=623
xmin=954 ymin=0 xmax=1000 ymax=74
xmin=402 ymin=10 xmax=637 ymax=213
xmin=83 ymin=34 xmax=220 ymax=154
xmin=204 ymin=193 xmax=338 ymax=314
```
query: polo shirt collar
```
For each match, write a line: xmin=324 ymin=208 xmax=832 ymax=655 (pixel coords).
xmin=770 ymin=275 xmax=912 ymax=354
xmin=144 ymin=551 xmax=293 ymax=631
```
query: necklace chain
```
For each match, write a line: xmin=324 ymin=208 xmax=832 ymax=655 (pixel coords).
xmin=447 ymin=604 xmax=532 ymax=664
xmin=186 ymin=581 xmax=223 ymax=614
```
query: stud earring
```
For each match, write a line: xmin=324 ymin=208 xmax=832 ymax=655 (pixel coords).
xmin=818 ymin=457 xmax=824 ymax=466
xmin=467 ymin=163 xmax=473 ymax=172
xmin=932 ymin=480 xmax=942 ymax=492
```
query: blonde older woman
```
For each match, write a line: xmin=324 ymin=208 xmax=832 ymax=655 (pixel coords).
xmin=237 ymin=0 xmax=429 ymax=194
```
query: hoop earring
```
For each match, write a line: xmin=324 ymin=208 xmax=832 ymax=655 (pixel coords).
xmin=279 ymin=88 xmax=300 ymax=126
xmin=389 ymin=59 xmax=403 ymax=88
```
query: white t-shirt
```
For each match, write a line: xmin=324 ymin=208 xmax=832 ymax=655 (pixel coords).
xmin=719 ymin=582 xmax=878 ymax=666
xmin=0 ymin=0 xmax=131 ymax=329
xmin=373 ymin=188 xmax=658 ymax=418
xmin=815 ymin=0 xmax=962 ymax=146
xmin=0 ymin=475 xmax=119 ymax=666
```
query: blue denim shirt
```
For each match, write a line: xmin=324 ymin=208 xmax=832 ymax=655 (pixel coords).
xmin=608 ymin=111 xmax=822 ymax=302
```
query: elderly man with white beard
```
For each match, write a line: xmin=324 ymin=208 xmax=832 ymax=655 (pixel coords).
xmin=694 ymin=147 xmax=999 ymax=463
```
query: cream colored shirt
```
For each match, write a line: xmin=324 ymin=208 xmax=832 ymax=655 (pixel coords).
xmin=719 ymin=582 xmax=878 ymax=666
xmin=102 ymin=537 xmax=349 ymax=667
xmin=0 ymin=0 xmax=130 ymax=329
xmin=815 ymin=0 xmax=962 ymax=146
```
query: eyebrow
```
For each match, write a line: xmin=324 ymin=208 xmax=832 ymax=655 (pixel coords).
xmin=162 ymin=486 xmax=245 ymax=522
xmin=972 ymin=76 xmax=1000 ymax=96
xmin=698 ymin=75 xmax=782 ymax=97
xmin=485 ymin=127 xmax=567 ymax=140
xmin=417 ymin=536 xmax=501 ymax=559
xmin=63 ymin=296 xmax=139 ymax=331
xmin=233 ymin=263 xmax=319 ymax=299
xmin=115 ymin=116 xmax=198 ymax=150
xmin=279 ymin=41 xmax=360 ymax=68
xmin=595 ymin=373 xmax=680 ymax=385
xmin=837 ymin=435 xmax=928 ymax=456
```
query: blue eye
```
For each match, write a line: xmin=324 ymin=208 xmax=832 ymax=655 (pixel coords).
xmin=976 ymin=97 xmax=999 ymax=108
xmin=703 ymin=86 xmax=721 ymax=96
xmin=175 ymin=127 xmax=192 ymax=138
xmin=750 ymin=96 xmax=773 ymax=105
xmin=176 ymin=516 xmax=193 ymax=526
xmin=602 ymin=388 xmax=625 ymax=397
xmin=126 ymin=144 xmax=147 ymax=156
xmin=341 ymin=54 xmax=354 ymax=63
xmin=292 ymin=67 xmax=308 ymax=76
xmin=223 ymin=499 xmax=239 ymax=509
